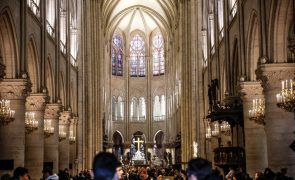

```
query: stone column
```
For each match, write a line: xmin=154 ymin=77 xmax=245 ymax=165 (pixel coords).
xmin=25 ymin=94 xmax=48 ymax=179
xmin=258 ymin=63 xmax=295 ymax=177
xmin=0 ymin=79 xmax=30 ymax=174
xmin=239 ymin=81 xmax=268 ymax=177
xmin=59 ymin=111 xmax=72 ymax=170
xmin=44 ymin=103 xmax=62 ymax=173
xmin=69 ymin=117 xmax=78 ymax=175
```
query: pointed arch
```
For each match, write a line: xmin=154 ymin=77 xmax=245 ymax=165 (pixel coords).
xmin=269 ymin=0 xmax=293 ymax=63
xmin=0 ymin=8 xmax=19 ymax=78
xmin=153 ymin=130 xmax=164 ymax=145
xmin=46 ymin=56 xmax=54 ymax=102
xmin=246 ymin=11 xmax=260 ymax=80
xmin=27 ymin=37 xmax=40 ymax=93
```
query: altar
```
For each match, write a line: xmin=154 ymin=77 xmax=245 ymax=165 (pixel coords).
xmin=131 ymin=137 xmax=147 ymax=165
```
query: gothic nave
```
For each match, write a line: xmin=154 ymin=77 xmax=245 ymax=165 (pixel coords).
xmin=0 ymin=0 xmax=295 ymax=179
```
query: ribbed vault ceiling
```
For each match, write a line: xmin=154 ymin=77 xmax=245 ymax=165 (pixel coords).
xmin=103 ymin=0 xmax=176 ymax=34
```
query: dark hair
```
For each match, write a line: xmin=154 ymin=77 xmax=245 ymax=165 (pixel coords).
xmin=42 ymin=167 xmax=53 ymax=175
xmin=92 ymin=152 xmax=120 ymax=180
xmin=13 ymin=167 xmax=28 ymax=179
xmin=187 ymin=158 xmax=213 ymax=180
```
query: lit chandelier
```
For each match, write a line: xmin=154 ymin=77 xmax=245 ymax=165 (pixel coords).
xmin=44 ymin=119 xmax=54 ymax=138
xmin=0 ymin=99 xmax=15 ymax=126
xmin=248 ymin=98 xmax=265 ymax=125
xmin=59 ymin=125 xmax=67 ymax=142
xmin=276 ymin=79 xmax=295 ymax=112
xmin=220 ymin=121 xmax=231 ymax=136
xmin=25 ymin=112 xmax=38 ymax=134
xmin=211 ymin=121 xmax=220 ymax=137
xmin=205 ymin=121 xmax=212 ymax=140
xmin=69 ymin=130 xmax=76 ymax=144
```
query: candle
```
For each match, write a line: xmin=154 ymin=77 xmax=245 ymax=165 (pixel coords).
xmin=282 ymin=81 xmax=284 ymax=90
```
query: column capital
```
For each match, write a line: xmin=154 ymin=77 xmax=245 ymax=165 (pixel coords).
xmin=0 ymin=79 xmax=31 ymax=100
xmin=59 ymin=111 xmax=72 ymax=125
xmin=256 ymin=63 xmax=295 ymax=88
xmin=44 ymin=103 xmax=62 ymax=119
xmin=70 ymin=116 xmax=78 ymax=125
xmin=25 ymin=93 xmax=48 ymax=111
xmin=239 ymin=81 xmax=264 ymax=100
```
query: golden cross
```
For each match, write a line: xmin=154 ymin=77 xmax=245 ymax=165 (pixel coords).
xmin=134 ymin=137 xmax=144 ymax=151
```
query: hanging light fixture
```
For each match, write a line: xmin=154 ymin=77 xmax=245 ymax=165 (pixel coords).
xmin=69 ymin=130 xmax=76 ymax=144
xmin=0 ymin=99 xmax=15 ymax=126
xmin=276 ymin=79 xmax=295 ymax=112
xmin=59 ymin=125 xmax=67 ymax=142
xmin=44 ymin=119 xmax=54 ymax=138
xmin=249 ymin=98 xmax=265 ymax=125
xmin=220 ymin=121 xmax=231 ymax=136
xmin=205 ymin=121 xmax=212 ymax=140
xmin=211 ymin=121 xmax=220 ymax=137
xmin=25 ymin=112 xmax=38 ymax=134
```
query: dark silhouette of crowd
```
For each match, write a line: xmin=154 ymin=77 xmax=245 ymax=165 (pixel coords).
xmin=1 ymin=154 xmax=294 ymax=180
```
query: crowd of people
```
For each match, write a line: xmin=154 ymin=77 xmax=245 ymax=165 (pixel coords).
xmin=0 ymin=152 xmax=294 ymax=180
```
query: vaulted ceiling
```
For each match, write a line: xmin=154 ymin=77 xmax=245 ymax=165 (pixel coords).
xmin=102 ymin=0 xmax=177 ymax=35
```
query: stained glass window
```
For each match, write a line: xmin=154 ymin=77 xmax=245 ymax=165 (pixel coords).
xmin=130 ymin=34 xmax=146 ymax=77
xmin=152 ymin=33 xmax=165 ymax=75
xmin=112 ymin=34 xmax=123 ymax=76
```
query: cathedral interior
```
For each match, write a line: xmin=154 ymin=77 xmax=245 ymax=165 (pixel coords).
xmin=0 ymin=0 xmax=295 ymax=179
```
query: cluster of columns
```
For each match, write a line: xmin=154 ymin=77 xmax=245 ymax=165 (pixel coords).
xmin=239 ymin=63 xmax=295 ymax=177
xmin=0 ymin=79 xmax=77 ymax=180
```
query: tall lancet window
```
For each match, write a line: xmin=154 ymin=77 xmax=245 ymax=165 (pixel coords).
xmin=229 ymin=0 xmax=237 ymax=21
xmin=209 ymin=14 xmax=215 ymax=54
xmin=27 ymin=0 xmax=40 ymax=17
xmin=218 ymin=0 xmax=224 ymax=40
xmin=112 ymin=34 xmax=123 ymax=76
xmin=153 ymin=96 xmax=161 ymax=120
xmin=46 ymin=0 xmax=55 ymax=37
xmin=161 ymin=95 xmax=166 ymax=117
xmin=138 ymin=97 xmax=146 ymax=121
xmin=70 ymin=0 xmax=78 ymax=67
xmin=130 ymin=97 xmax=138 ymax=121
xmin=130 ymin=34 xmax=146 ymax=77
xmin=117 ymin=96 xmax=124 ymax=120
xmin=112 ymin=96 xmax=117 ymax=121
xmin=152 ymin=33 xmax=165 ymax=75
xmin=60 ymin=0 xmax=67 ymax=54
xmin=202 ymin=30 xmax=208 ymax=67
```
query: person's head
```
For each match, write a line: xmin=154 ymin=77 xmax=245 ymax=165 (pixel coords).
xmin=116 ymin=165 xmax=124 ymax=180
xmin=254 ymin=172 xmax=263 ymax=180
xmin=1 ymin=173 xmax=11 ymax=180
xmin=13 ymin=167 xmax=29 ymax=180
xmin=42 ymin=167 xmax=53 ymax=178
xmin=187 ymin=158 xmax=212 ymax=180
xmin=281 ymin=168 xmax=287 ymax=175
xmin=139 ymin=169 xmax=148 ymax=180
xmin=93 ymin=152 xmax=120 ymax=180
